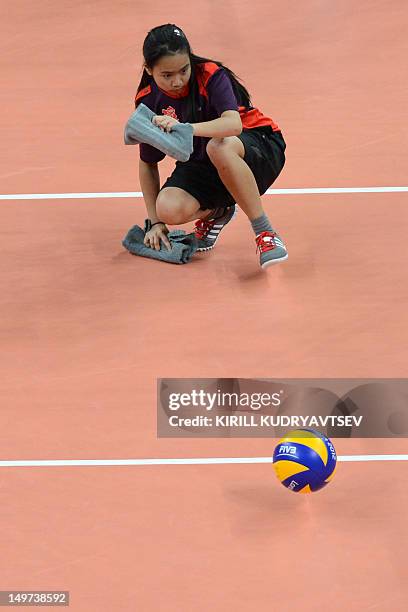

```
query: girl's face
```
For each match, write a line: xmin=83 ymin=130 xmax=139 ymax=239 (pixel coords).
xmin=146 ymin=52 xmax=191 ymax=94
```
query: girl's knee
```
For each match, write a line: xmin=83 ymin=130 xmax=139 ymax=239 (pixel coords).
xmin=206 ymin=137 xmax=244 ymax=164
xmin=206 ymin=138 xmax=226 ymax=161
xmin=156 ymin=189 xmax=191 ymax=224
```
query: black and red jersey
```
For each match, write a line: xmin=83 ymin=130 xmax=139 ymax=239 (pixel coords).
xmin=135 ymin=62 xmax=280 ymax=163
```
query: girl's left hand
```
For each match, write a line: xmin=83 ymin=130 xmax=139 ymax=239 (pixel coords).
xmin=152 ymin=115 xmax=179 ymax=132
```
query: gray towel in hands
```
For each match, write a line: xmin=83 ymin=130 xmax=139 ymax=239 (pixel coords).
xmin=122 ymin=224 xmax=198 ymax=264
xmin=124 ymin=103 xmax=194 ymax=162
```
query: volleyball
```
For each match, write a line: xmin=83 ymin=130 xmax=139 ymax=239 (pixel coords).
xmin=273 ymin=429 xmax=337 ymax=493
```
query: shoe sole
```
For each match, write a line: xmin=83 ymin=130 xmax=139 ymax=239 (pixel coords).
xmin=261 ymin=254 xmax=288 ymax=269
xmin=197 ymin=244 xmax=216 ymax=252
xmin=196 ymin=208 xmax=237 ymax=252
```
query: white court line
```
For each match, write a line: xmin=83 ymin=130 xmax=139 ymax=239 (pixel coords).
xmin=0 ymin=455 xmax=407 ymax=468
xmin=1 ymin=186 xmax=408 ymax=201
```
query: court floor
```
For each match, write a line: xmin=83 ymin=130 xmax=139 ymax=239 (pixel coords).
xmin=1 ymin=1 xmax=408 ymax=610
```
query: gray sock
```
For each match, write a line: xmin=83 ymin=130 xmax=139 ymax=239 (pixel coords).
xmin=251 ymin=213 xmax=273 ymax=236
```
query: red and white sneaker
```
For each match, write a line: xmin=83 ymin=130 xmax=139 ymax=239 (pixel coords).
xmin=256 ymin=230 xmax=288 ymax=268
xmin=194 ymin=205 xmax=236 ymax=252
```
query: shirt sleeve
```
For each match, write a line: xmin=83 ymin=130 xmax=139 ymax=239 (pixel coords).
xmin=135 ymin=91 xmax=167 ymax=163
xmin=139 ymin=143 xmax=166 ymax=163
xmin=207 ymin=69 xmax=239 ymax=116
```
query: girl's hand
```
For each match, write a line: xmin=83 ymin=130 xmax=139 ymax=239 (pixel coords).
xmin=152 ymin=115 xmax=179 ymax=133
xmin=144 ymin=223 xmax=172 ymax=251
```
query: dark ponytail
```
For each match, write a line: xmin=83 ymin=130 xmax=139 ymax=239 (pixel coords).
xmin=135 ymin=24 xmax=252 ymax=122
xmin=187 ymin=54 xmax=252 ymax=123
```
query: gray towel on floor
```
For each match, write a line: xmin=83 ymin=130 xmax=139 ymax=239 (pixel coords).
xmin=124 ymin=103 xmax=194 ymax=162
xmin=122 ymin=225 xmax=198 ymax=264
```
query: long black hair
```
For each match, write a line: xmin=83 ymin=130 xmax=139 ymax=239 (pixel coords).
xmin=136 ymin=24 xmax=252 ymax=123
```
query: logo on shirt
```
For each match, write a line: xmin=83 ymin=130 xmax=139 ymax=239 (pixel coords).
xmin=162 ymin=106 xmax=178 ymax=120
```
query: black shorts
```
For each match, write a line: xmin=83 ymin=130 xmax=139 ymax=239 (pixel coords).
xmin=160 ymin=127 xmax=286 ymax=210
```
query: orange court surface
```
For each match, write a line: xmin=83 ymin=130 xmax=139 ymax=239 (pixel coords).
xmin=1 ymin=1 xmax=408 ymax=611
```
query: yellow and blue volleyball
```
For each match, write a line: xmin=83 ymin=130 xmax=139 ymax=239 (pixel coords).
xmin=273 ymin=429 xmax=337 ymax=493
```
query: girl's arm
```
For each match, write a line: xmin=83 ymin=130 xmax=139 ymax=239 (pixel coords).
xmin=154 ymin=110 xmax=242 ymax=138
xmin=139 ymin=159 xmax=172 ymax=251
xmin=191 ymin=110 xmax=242 ymax=138
xmin=138 ymin=159 xmax=161 ymax=222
